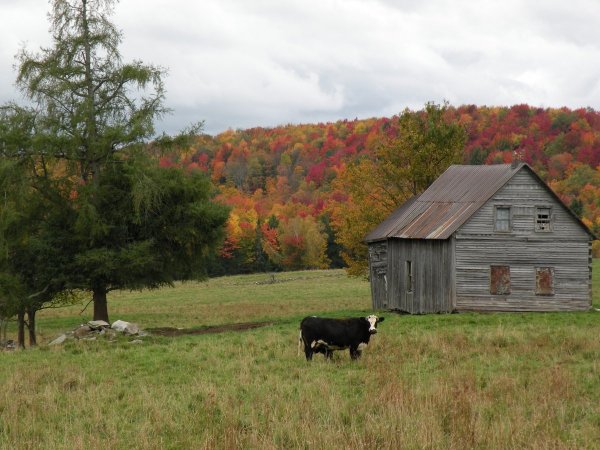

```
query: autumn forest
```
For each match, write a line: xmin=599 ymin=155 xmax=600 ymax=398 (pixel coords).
xmin=158 ymin=104 xmax=600 ymax=276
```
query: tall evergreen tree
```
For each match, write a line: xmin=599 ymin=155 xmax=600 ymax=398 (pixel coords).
xmin=5 ymin=0 xmax=229 ymax=322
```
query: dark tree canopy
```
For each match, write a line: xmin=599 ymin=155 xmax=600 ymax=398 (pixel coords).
xmin=68 ymin=157 xmax=230 ymax=291
xmin=0 ymin=155 xmax=72 ymax=348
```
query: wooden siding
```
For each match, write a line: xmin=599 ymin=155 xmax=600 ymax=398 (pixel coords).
xmin=455 ymin=169 xmax=591 ymax=311
xmin=385 ymin=238 xmax=454 ymax=313
xmin=457 ymin=170 xmax=590 ymax=240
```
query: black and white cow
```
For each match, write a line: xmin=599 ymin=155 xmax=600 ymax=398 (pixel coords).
xmin=298 ymin=315 xmax=384 ymax=361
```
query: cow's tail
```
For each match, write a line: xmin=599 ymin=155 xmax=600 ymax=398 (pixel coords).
xmin=297 ymin=330 xmax=304 ymax=357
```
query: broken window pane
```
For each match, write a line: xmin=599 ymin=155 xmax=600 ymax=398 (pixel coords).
xmin=490 ymin=265 xmax=510 ymax=295
xmin=535 ymin=207 xmax=552 ymax=232
xmin=535 ymin=267 xmax=554 ymax=295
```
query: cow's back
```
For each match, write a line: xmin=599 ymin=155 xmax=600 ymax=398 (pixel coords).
xmin=300 ymin=316 xmax=366 ymax=347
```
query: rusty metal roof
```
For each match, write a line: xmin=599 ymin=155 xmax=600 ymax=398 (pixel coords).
xmin=365 ymin=163 xmax=585 ymax=241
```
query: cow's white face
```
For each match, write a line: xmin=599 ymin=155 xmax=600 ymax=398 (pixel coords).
xmin=366 ymin=315 xmax=384 ymax=334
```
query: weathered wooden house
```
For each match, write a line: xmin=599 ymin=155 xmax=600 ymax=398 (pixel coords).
xmin=365 ymin=163 xmax=595 ymax=313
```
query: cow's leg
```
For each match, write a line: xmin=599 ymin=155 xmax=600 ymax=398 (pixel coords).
xmin=325 ymin=349 xmax=333 ymax=360
xmin=349 ymin=347 xmax=362 ymax=360
xmin=303 ymin=340 xmax=314 ymax=361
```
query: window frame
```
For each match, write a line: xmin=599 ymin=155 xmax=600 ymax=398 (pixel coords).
xmin=534 ymin=206 xmax=553 ymax=232
xmin=494 ymin=205 xmax=512 ymax=233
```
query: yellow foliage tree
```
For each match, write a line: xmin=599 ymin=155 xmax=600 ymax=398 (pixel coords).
xmin=330 ymin=102 xmax=467 ymax=276
xmin=279 ymin=216 xmax=330 ymax=270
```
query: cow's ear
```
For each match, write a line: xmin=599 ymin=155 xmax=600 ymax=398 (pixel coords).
xmin=378 ymin=317 xmax=385 ymax=323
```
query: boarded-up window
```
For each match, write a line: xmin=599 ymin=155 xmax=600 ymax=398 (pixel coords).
xmin=535 ymin=207 xmax=552 ymax=232
xmin=495 ymin=207 xmax=511 ymax=232
xmin=490 ymin=265 xmax=510 ymax=295
xmin=406 ymin=260 xmax=414 ymax=293
xmin=535 ymin=267 xmax=554 ymax=295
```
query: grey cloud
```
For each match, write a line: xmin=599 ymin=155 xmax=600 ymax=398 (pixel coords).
xmin=3 ymin=0 xmax=600 ymax=136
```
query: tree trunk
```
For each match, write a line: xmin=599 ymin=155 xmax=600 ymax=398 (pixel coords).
xmin=27 ymin=307 xmax=37 ymax=347
xmin=93 ymin=288 xmax=109 ymax=323
xmin=1 ymin=318 xmax=7 ymax=343
xmin=17 ymin=309 xmax=26 ymax=349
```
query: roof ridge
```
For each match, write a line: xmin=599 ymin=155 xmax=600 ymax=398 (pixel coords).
xmin=365 ymin=162 xmax=594 ymax=241
xmin=366 ymin=163 xmax=523 ymax=241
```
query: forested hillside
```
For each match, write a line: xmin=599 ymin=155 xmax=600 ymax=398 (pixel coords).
xmin=159 ymin=105 xmax=600 ymax=274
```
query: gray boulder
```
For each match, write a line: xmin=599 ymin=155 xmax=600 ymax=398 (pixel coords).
xmin=111 ymin=320 xmax=140 ymax=335
xmin=49 ymin=334 xmax=67 ymax=346
xmin=73 ymin=325 xmax=94 ymax=339
xmin=88 ymin=320 xmax=110 ymax=330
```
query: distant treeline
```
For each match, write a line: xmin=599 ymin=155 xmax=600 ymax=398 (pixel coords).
xmin=158 ymin=105 xmax=600 ymax=274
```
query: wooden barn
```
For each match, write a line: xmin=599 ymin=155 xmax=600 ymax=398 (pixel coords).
xmin=365 ymin=163 xmax=595 ymax=313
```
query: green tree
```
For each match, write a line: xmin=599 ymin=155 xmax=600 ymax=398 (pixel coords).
xmin=0 ymin=156 xmax=73 ymax=348
xmin=331 ymin=102 xmax=467 ymax=276
xmin=0 ymin=159 xmax=26 ymax=346
xmin=570 ymin=198 xmax=584 ymax=218
xmin=320 ymin=214 xmax=345 ymax=269
xmin=65 ymin=157 xmax=229 ymax=322
xmin=6 ymin=0 xmax=228 ymax=322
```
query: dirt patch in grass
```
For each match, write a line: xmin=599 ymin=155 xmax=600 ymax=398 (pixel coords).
xmin=147 ymin=321 xmax=274 ymax=337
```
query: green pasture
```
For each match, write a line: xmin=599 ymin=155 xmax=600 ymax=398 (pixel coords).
xmin=1 ymin=263 xmax=599 ymax=449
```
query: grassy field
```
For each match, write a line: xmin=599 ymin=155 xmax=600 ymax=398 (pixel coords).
xmin=1 ymin=264 xmax=599 ymax=449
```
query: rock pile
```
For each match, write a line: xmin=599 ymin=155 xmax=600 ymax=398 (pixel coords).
xmin=48 ymin=319 xmax=147 ymax=346
xmin=1 ymin=340 xmax=16 ymax=350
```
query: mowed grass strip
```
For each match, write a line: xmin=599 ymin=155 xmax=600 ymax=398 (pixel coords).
xmin=0 ymin=264 xmax=599 ymax=449
xmin=32 ymin=270 xmax=370 ymax=337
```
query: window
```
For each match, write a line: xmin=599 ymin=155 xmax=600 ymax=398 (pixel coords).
xmin=535 ymin=267 xmax=554 ymax=295
xmin=490 ymin=265 xmax=510 ymax=295
xmin=495 ymin=206 xmax=511 ymax=232
xmin=405 ymin=260 xmax=414 ymax=293
xmin=535 ymin=207 xmax=552 ymax=232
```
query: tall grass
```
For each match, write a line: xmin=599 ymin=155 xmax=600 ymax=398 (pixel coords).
xmin=1 ymin=265 xmax=599 ymax=449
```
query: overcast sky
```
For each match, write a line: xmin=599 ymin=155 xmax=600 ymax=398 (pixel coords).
xmin=1 ymin=0 xmax=600 ymax=135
